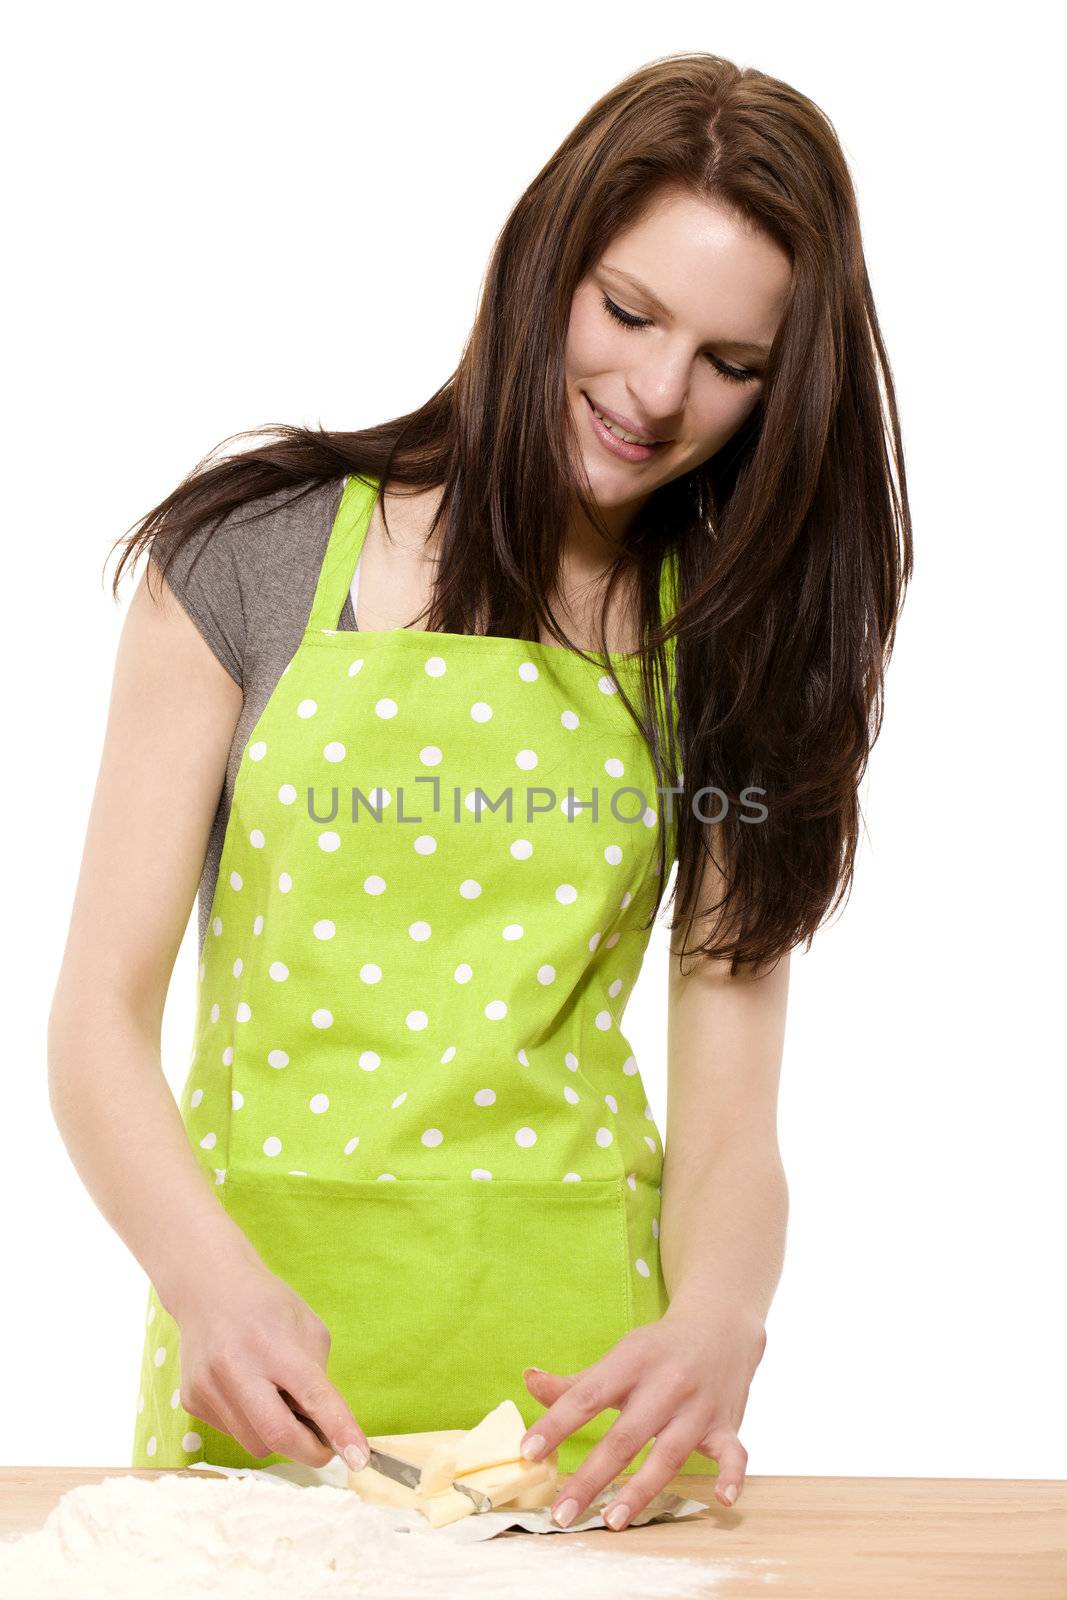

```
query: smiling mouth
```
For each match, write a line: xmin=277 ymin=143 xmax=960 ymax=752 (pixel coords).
xmin=585 ymin=395 xmax=668 ymax=447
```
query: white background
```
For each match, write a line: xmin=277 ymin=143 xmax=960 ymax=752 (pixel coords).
xmin=3 ymin=1 xmax=1063 ymax=1476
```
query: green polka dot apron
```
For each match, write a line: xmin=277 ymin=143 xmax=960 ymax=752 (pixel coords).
xmin=132 ymin=472 xmax=711 ymax=1479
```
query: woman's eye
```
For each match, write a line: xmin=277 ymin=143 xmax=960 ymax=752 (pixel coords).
xmin=600 ymin=292 xmax=759 ymax=386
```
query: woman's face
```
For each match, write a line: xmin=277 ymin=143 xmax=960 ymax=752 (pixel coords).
xmin=564 ymin=185 xmax=792 ymax=527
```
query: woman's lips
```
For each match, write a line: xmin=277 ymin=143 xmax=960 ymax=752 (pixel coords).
xmin=584 ymin=393 xmax=667 ymax=463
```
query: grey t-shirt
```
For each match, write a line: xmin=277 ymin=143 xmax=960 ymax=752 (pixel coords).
xmin=149 ymin=475 xmax=357 ymax=954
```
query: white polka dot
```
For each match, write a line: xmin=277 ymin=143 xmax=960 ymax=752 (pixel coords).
xmin=146 ymin=1436 xmax=157 ymax=1456
xmin=422 ymin=1128 xmax=444 ymax=1147
xmin=182 ymin=1431 xmax=202 ymax=1452
xmin=605 ymin=932 xmax=621 ymax=949
xmin=364 ymin=875 xmax=387 ymax=895
xmin=229 ymin=871 xmax=243 ymax=891
xmin=358 ymin=1051 xmax=381 ymax=1071
xmin=459 ymin=880 xmax=482 ymax=899
xmin=313 ymin=919 xmax=336 ymax=940
xmin=472 ymin=1168 xmax=493 ymax=1180
xmin=652 ymin=1217 xmax=660 ymax=1239
xmin=517 ymin=1049 xmax=530 ymax=1066
xmin=296 ymin=699 xmax=317 ymax=719
xmin=563 ymin=1085 xmax=580 ymax=1105
xmin=598 ymin=675 xmax=619 ymax=695
xmin=309 ymin=1094 xmax=329 ymax=1113
xmin=318 ymin=831 xmax=341 ymax=852
xmin=626 ymin=1172 xmax=637 ymax=1190
xmin=212 ymin=917 xmax=223 ymax=937
xmin=348 ymin=659 xmax=364 ymax=676
xmin=392 ymin=1093 xmax=408 ymax=1108
xmin=474 ymin=1089 xmax=496 ymax=1107
xmin=408 ymin=920 xmax=432 ymax=941
xmin=267 ymin=1050 xmax=289 ymax=1069
xmin=594 ymin=1010 xmax=612 ymax=1030
xmin=588 ymin=931 xmax=601 ymax=951
xmin=147 ymin=1304 xmax=156 ymax=1325
xmin=564 ymin=1052 xmax=579 ymax=1071
xmin=515 ymin=749 xmax=538 ymax=770
xmin=622 ymin=1055 xmax=638 ymax=1075
xmin=232 ymin=1089 xmax=244 ymax=1110
xmin=620 ymin=891 xmax=632 ymax=910
xmin=311 ymin=1008 xmax=333 ymax=1028
xmin=563 ymin=1172 xmax=581 ymax=1182
xmin=249 ymin=829 xmax=265 ymax=848
xmin=441 ymin=1045 xmax=457 ymax=1063
xmin=248 ymin=741 xmax=268 ymax=760
xmin=515 ymin=1126 xmax=537 ymax=1148
xmin=344 ymin=1136 xmax=360 ymax=1155
xmin=556 ymin=883 xmax=578 ymax=904
xmin=263 ymin=1136 xmax=283 ymax=1157
xmin=324 ymin=741 xmax=346 ymax=762
xmin=596 ymin=1127 xmax=614 ymax=1147
xmin=643 ymin=806 xmax=657 ymax=828
xmin=377 ymin=1173 xmax=397 ymax=1181
xmin=470 ymin=701 xmax=493 ymax=722
xmin=375 ymin=698 xmax=398 ymax=719
xmin=406 ymin=1010 xmax=429 ymax=1030
xmin=510 ymin=839 xmax=533 ymax=860
xmin=502 ymin=924 xmax=524 ymax=941
xmin=484 ymin=999 xmax=507 ymax=1020
xmin=210 ymin=1003 xmax=220 ymax=1023
xmin=235 ymin=1001 xmax=252 ymax=1023
xmin=605 ymin=1093 xmax=618 ymax=1112
xmin=425 ymin=656 xmax=447 ymax=677
xmin=269 ymin=961 xmax=289 ymax=982
xmin=420 ymin=746 xmax=442 ymax=765
xmin=635 ymin=1258 xmax=650 ymax=1278
xmin=153 ymin=1346 xmax=166 ymax=1368
xmin=253 ymin=915 xmax=264 ymax=935
xmin=561 ymin=709 xmax=580 ymax=730
xmin=278 ymin=872 xmax=293 ymax=893
xmin=360 ymin=963 xmax=382 ymax=983
xmin=605 ymin=757 xmax=625 ymax=778
xmin=190 ymin=1088 xmax=203 ymax=1108
xmin=644 ymin=1134 xmax=657 ymax=1152
xmin=518 ymin=662 xmax=539 ymax=682
xmin=414 ymin=835 xmax=437 ymax=855
xmin=278 ymin=784 xmax=297 ymax=805
xmin=604 ymin=844 xmax=623 ymax=865
xmin=608 ymin=978 xmax=623 ymax=998
xmin=169 ymin=1389 xmax=179 ymax=1410
xmin=537 ymin=965 xmax=556 ymax=984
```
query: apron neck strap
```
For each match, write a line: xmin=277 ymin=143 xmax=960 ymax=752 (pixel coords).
xmin=307 ymin=473 xmax=379 ymax=633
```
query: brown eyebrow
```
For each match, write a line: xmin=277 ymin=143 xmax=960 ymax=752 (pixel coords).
xmin=599 ymin=262 xmax=772 ymax=361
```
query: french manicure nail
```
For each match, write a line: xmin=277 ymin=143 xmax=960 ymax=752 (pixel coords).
xmin=520 ymin=1433 xmax=546 ymax=1460
xmin=344 ymin=1444 xmax=369 ymax=1472
xmin=604 ymin=1500 xmax=631 ymax=1529
xmin=723 ymin=1482 xmax=738 ymax=1505
xmin=553 ymin=1497 xmax=579 ymax=1527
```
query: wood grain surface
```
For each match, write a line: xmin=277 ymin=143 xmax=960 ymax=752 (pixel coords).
xmin=1 ymin=1468 xmax=1065 ymax=1597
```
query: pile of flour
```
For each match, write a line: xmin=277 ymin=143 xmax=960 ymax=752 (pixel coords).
xmin=0 ymin=1472 xmax=736 ymax=1599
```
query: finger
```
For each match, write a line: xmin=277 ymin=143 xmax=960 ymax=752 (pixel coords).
xmin=520 ymin=1358 xmax=632 ymax=1465
xmin=702 ymin=1429 xmax=748 ymax=1506
xmin=238 ymin=1378 xmax=336 ymax=1467
xmin=598 ymin=1414 xmax=711 ymax=1530
xmin=273 ymin=1351 xmax=370 ymax=1470
xmin=546 ymin=1395 xmax=663 ymax=1527
xmin=205 ymin=1385 xmax=273 ymax=1460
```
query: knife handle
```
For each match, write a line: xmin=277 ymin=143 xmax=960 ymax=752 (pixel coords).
xmin=278 ymin=1387 xmax=335 ymax=1451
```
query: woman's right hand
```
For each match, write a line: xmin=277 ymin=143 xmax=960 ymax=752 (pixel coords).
xmin=173 ymin=1258 xmax=371 ymax=1472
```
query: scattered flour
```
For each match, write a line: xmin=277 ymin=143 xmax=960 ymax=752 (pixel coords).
xmin=0 ymin=1472 xmax=739 ymax=1599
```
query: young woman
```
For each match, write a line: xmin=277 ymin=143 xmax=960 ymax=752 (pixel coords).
xmin=48 ymin=51 xmax=911 ymax=1531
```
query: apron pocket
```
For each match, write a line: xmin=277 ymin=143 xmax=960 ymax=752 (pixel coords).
xmin=212 ymin=1170 xmax=633 ymax=1476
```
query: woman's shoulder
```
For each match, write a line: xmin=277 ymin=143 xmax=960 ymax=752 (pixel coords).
xmin=148 ymin=475 xmax=347 ymax=689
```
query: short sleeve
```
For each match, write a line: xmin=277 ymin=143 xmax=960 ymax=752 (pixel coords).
xmin=148 ymin=507 xmax=254 ymax=688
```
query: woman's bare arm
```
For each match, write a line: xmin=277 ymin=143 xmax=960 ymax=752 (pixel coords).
xmin=47 ymin=565 xmax=371 ymax=1469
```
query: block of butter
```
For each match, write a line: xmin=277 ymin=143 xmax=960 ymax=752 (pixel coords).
xmin=346 ymin=1400 xmax=559 ymax=1526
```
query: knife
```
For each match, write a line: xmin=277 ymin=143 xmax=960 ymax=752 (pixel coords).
xmin=279 ymin=1392 xmax=491 ymax=1510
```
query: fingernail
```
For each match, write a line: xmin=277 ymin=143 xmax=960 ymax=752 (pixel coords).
xmin=553 ymin=1497 xmax=579 ymax=1527
xmin=723 ymin=1482 xmax=738 ymax=1505
xmin=343 ymin=1444 xmax=369 ymax=1472
xmin=520 ymin=1433 xmax=546 ymax=1460
xmin=604 ymin=1500 xmax=631 ymax=1529
xmin=523 ymin=1366 xmax=545 ymax=1379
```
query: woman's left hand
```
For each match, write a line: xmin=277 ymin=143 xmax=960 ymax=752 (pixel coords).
xmin=518 ymin=1304 xmax=767 ymax=1530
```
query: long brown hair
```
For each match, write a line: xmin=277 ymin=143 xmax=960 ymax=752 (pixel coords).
xmin=110 ymin=50 xmax=912 ymax=976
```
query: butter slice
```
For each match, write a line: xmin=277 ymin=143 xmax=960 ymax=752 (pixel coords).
xmin=452 ymin=1399 xmax=528 ymax=1477
xmin=454 ymin=1456 xmax=557 ymax=1510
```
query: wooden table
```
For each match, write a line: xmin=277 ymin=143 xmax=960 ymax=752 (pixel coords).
xmin=2 ymin=1467 xmax=1065 ymax=1598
